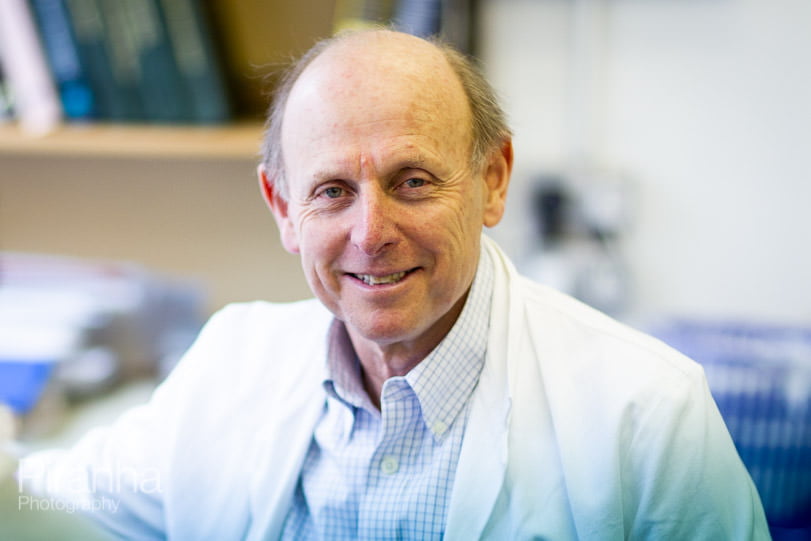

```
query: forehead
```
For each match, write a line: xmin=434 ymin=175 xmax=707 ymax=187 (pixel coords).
xmin=280 ymin=35 xmax=472 ymax=179
xmin=301 ymin=32 xmax=466 ymax=103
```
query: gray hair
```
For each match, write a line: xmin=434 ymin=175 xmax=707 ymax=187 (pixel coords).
xmin=260 ymin=30 xmax=511 ymax=200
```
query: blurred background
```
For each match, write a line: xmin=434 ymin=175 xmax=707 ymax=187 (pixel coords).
xmin=0 ymin=0 xmax=809 ymax=538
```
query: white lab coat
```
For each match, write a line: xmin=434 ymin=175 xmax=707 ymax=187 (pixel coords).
xmin=20 ymin=237 xmax=770 ymax=540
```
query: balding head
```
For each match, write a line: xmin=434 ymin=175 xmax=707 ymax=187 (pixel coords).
xmin=260 ymin=29 xmax=511 ymax=200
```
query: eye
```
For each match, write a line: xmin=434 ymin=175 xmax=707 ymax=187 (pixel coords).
xmin=322 ymin=186 xmax=345 ymax=199
xmin=403 ymin=178 xmax=426 ymax=189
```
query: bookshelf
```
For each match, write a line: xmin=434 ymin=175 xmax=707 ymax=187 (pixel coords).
xmin=0 ymin=122 xmax=264 ymax=160
xmin=0 ymin=0 xmax=339 ymax=159
xmin=0 ymin=1 xmax=476 ymax=159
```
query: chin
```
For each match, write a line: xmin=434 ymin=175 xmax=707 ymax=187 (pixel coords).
xmin=348 ymin=313 xmax=428 ymax=345
xmin=356 ymin=321 xmax=418 ymax=343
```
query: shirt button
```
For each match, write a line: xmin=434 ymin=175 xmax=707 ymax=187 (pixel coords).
xmin=432 ymin=420 xmax=448 ymax=436
xmin=380 ymin=455 xmax=399 ymax=475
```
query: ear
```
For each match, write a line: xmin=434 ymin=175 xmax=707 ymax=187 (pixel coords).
xmin=482 ymin=138 xmax=513 ymax=227
xmin=258 ymin=164 xmax=300 ymax=254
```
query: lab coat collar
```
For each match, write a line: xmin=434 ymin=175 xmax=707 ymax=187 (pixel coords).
xmin=444 ymin=235 xmax=519 ymax=540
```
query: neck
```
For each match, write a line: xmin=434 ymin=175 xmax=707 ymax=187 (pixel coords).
xmin=353 ymin=341 xmax=429 ymax=410
xmin=347 ymin=289 xmax=471 ymax=409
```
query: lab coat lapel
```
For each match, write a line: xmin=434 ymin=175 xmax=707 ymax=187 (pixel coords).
xmin=444 ymin=236 xmax=519 ymax=540
xmin=245 ymin=333 xmax=329 ymax=541
xmin=444 ymin=348 xmax=511 ymax=540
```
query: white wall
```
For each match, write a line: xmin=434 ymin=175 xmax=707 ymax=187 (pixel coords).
xmin=480 ymin=0 xmax=811 ymax=323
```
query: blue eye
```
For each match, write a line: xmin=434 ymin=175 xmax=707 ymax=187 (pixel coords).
xmin=404 ymin=178 xmax=426 ymax=188
xmin=323 ymin=186 xmax=344 ymax=198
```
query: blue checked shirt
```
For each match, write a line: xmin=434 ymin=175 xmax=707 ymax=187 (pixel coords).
xmin=281 ymin=249 xmax=494 ymax=540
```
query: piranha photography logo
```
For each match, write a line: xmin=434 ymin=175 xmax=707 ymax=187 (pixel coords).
xmin=18 ymin=493 xmax=120 ymax=514
xmin=15 ymin=459 xmax=162 ymax=515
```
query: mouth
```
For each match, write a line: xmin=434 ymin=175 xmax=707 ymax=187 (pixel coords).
xmin=348 ymin=268 xmax=417 ymax=286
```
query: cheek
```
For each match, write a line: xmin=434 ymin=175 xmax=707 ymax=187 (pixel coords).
xmin=295 ymin=210 xmax=332 ymax=252
xmin=298 ymin=232 xmax=332 ymax=268
xmin=436 ymin=191 xmax=484 ymax=240
xmin=412 ymin=205 xmax=480 ymax=272
xmin=298 ymin=247 xmax=337 ymax=303
xmin=296 ymin=219 xmax=346 ymax=277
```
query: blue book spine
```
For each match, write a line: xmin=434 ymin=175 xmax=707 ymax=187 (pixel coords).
xmin=394 ymin=0 xmax=442 ymax=37
xmin=28 ymin=0 xmax=96 ymax=120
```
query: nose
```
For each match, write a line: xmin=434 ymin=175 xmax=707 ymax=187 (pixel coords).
xmin=350 ymin=186 xmax=399 ymax=256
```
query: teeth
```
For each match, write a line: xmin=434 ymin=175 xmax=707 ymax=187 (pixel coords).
xmin=355 ymin=271 xmax=407 ymax=285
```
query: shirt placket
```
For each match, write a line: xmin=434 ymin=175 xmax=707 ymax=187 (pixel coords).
xmin=359 ymin=378 xmax=421 ymax=540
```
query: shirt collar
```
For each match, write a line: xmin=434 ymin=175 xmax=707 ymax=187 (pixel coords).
xmin=323 ymin=247 xmax=494 ymax=440
xmin=407 ymin=247 xmax=493 ymax=440
xmin=323 ymin=320 xmax=377 ymax=413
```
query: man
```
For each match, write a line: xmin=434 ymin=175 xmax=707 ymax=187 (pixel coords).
xmin=17 ymin=30 xmax=769 ymax=539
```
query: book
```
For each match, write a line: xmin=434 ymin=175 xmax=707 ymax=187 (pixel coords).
xmin=119 ymin=0 xmax=193 ymax=123
xmin=158 ymin=0 xmax=232 ymax=124
xmin=66 ymin=0 xmax=143 ymax=121
xmin=95 ymin=0 xmax=188 ymax=123
xmin=393 ymin=0 xmax=442 ymax=38
xmin=0 ymin=0 xmax=62 ymax=134
xmin=28 ymin=0 xmax=97 ymax=121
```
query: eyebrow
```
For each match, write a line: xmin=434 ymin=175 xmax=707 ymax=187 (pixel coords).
xmin=309 ymin=154 xmax=433 ymax=184
xmin=396 ymin=156 xmax=429 ymax=170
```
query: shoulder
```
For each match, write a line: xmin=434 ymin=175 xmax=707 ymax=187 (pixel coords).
xmin=482 ymin=235 xmax=704 ymax=401
xmin=198 ymin=298 xmax=332 ymax=349
xmin=511 ymin=274 xmax=705 ymax=405
xmin=167 ymin=298 xmax=333 ymax=391
xmin=207 ymin=298 xmax=332 ymax=331
xmin=140 ymin=298 xmax=331 ymax=444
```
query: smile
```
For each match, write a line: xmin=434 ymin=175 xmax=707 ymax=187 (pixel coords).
xmin=349 ymin=269 xmax=415 ymax=286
